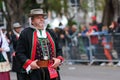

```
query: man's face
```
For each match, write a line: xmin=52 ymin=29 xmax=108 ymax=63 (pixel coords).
xmin=14 ymin=27 xmax=22 ymax=33
xmin=32 ymin=15 xmax=45 ymax=30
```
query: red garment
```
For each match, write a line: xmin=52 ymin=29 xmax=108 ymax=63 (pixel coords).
xmin=0 ymin=72 xmax=10 ymax=80
xmin=102 ymin=42 xmax=112 ymax=61
xmin=91 ymin=16 xmax=96 ymax=21
xmin=88 ymin=25 xmax=98 ymax=44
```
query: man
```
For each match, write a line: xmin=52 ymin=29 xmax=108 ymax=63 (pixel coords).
xmin=16 ymin=9 xmax=64 ymax=80
xmin=11 ymin=22 xmax=22 ymax=52
xmin=11 ymin=22 xmax=23 ymax=79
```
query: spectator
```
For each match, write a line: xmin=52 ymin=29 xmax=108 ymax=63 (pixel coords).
xmin=86 ymin=22 xmax=99 ymax=61
xmin=65 ymin=25 xmax=79 ymax=64
xmin=108 ymin=21 xmax=117 ymax=33
xmin=78 ymin=25 xmax=90 ymax=60
xmin=115 ymin=17 xmax=120 ymax=66
xmin=100 ymin=26 xmax=113 ymax=66
xmin=116 ymin=17 xmax=120 ymax=33
xmin=91 ymin=15 xmax=103 ymax=32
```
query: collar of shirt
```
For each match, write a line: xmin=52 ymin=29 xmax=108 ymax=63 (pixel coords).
xmin=30 ymin=25 xmax=47 ymax=38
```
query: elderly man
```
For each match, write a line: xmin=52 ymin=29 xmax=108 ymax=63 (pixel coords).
xmin=15 ymin=9 xmax=64 ymax=80
xmin=10 ymin=22 xmax=23 ymax=80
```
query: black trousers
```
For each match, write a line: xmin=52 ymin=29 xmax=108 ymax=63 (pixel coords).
xmin=16 ymin=68 xmax=60 ymax=80
xmin=17 ymin=72 xmax=29 ymax=80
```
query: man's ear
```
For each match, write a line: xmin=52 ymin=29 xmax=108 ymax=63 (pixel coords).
xmin=31 ymin=21 xmax=34 ymax=25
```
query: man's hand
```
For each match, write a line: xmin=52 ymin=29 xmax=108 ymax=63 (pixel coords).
xmin=51 ymin=58 xmax=61 ymax=68
xmin=30 ymin=60 xmax=40 ymax=69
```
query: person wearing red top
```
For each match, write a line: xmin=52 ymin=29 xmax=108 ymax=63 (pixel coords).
xmin=86 ymin=21 xmax=99 ymax=61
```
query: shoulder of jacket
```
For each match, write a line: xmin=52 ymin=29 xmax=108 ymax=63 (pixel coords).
xmin=21 ymin=27 xmax=34 ymax=34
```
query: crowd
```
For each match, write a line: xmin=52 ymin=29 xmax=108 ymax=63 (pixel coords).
xmin=52 ymin=15 xmax=120 ymax=66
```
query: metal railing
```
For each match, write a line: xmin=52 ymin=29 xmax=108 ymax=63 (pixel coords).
xmin=63 ymin=32 xmax=120 ymax=65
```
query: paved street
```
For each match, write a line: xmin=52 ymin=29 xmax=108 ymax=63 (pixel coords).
xmin=60 ymin=64 xmax=120 ymax=80
xmin=10 ymin=64 xmax=120 ymax=80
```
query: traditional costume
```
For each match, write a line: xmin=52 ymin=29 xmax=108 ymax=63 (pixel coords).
xmin=16 ymin=9 xmax=64 ymax=80
xmin=0 ymin=30 xmax=11 ymax=80
xmin=11 ymin=22 xmax=22 ymax=72
xmin=16 ymin=26 xmax=64 ymax=80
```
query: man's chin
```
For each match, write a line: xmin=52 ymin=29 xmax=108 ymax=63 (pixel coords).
xmin=38 ymin=28 xmax=44 ymax=30
xmin=35 ymin=26 xmax=44 ymax=30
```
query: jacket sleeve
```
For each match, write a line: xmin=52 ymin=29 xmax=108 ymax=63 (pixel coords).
xmin=48 ymin=29 xmax=64 ymax=62
xmin=16 ymin=30 xmax=32 ymax=69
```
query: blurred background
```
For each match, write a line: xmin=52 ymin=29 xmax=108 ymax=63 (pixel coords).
xmin=0 ymin=0 xmax=120 ymax=31
xmin=0 ymin=0 xmax=120 ymax=80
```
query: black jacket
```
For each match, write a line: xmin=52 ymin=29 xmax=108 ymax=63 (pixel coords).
xmin=15 ymin=27 xmax=63 ymax=73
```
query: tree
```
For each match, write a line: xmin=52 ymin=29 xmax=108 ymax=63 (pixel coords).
xmin=0 ymin=0 xmax=28 ymax=31
xmin=0 ymin=0 xmax=42 ymax=31
xmin=0 ymin=0 xmax=69 ymax=31
xmin=79 ymin=0 xmax=105 ymax=24
xmin=102 ymin=0 xmax=120 ymax=26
